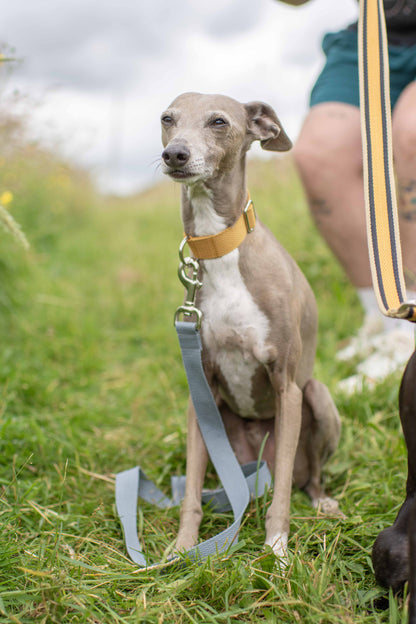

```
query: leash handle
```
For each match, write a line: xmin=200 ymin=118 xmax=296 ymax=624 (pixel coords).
xmin=358 ymin=0 xmax=416 ymax=322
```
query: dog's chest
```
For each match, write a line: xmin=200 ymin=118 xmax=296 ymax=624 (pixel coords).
xmin=199 ymin=251 xmax=271 ymax=417
xmin=189 ymin=193 xmax=273 ymax=418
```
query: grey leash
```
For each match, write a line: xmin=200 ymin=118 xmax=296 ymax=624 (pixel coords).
xmin=115 ymin=320 xmax=272 ymax=568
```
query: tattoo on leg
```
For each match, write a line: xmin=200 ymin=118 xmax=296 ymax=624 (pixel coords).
xmin=399 ymin=179 xmax=416 ymax=195
xmin=400 ymin=209 xmax=416 ymax=222
xmin=399 ymin=179 xmax=416 ymax=222
xmin=311 ymin=199 xmax=332 ymax=219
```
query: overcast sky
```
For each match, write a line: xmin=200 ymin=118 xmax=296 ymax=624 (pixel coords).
xmin=1 ymin=0 xmax=357 ymax=195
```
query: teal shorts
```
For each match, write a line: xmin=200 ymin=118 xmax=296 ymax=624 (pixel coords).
xmin=310 ymin=29 xmax=416 ymax=110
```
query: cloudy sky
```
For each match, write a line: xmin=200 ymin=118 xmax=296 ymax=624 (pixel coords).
xmin=2 ymin=0 xmax=357 ymax=195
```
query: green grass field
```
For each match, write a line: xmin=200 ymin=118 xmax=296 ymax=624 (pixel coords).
xmin=0 ymin=139 xmax=411 ymax=623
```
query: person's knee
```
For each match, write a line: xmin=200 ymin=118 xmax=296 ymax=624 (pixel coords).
xmin=293 ymin=133 xmax=343 ymax=223
xmin=393 ymin=83 xmax=416 ymax=165
xmin=293 ymin=105 xmax=362 ymax=194
xmin=293 ymin=132 xmax=328 ymax=183
xmin=293 ymin=127 xmax=354 ymax=190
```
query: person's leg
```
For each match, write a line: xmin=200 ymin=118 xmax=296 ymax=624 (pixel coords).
xmin=392 ymin=81 xmax=416 ymax=290
xmin=292 ymin=33 xmax=415 ymax=390
xmin=293 ymin=102 xmax=371 ymax=288
xmin=294 ymin=97 xmax=416 ymax=317
xmin=292 ymin=83 xmax=415 ymax=392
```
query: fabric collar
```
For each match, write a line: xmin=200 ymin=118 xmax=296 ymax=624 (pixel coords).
xmin=185 ymin=196 xmax=256 ymax=260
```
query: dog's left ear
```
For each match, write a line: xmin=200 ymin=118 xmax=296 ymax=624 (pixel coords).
xmin=244 ymin=101 xmax=292 ymax=152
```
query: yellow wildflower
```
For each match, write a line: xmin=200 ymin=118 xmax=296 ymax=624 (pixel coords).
xmin=0 ymin=191 xmax=13 ymax=206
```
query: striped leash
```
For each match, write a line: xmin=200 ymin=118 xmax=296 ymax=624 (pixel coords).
xmin=358 ymin=0 xmax=416 ymax=322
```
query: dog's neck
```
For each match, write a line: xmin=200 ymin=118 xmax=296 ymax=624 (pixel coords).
xmin=180 ymin=162 xmax=247 ymax=238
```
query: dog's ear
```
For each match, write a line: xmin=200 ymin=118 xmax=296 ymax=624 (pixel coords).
xmin=244 ymin=102 xmax=292 ymax=152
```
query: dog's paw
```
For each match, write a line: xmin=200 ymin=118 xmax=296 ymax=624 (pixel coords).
xmin=173 ymin=532 xmax=198 ymax=554
xmin=313 ymin=496 xmax=345 ymax=518
xmin=264 ymin=531 xmax=288 ymax=568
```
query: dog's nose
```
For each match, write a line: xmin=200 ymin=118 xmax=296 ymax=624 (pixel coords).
xmin=162 ymin=144 xmax=190 ymax=168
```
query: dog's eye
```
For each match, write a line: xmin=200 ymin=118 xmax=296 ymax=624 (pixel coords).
xmin=161 ymin=115 xmax=173 ymax=125
xmin=210 ymin=117 xmax=228 ymax=127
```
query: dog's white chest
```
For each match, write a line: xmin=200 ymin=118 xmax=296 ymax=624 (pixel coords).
xmin=200 ymin=251 xmax=270 ymax=417
xmin=189 ymin=192 xmax=271 ymax=417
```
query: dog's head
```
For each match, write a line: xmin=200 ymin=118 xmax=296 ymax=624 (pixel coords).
xmin=160 ymin=92 xmax=291 ymax=185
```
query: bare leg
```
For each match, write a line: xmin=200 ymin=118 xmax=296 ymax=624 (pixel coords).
xmin=175 ymin=399 xmax=209 ymax=552
xmin=293 ymin=102 xmax=371 ymax=288
xmin=295 ymin=96 xmax=416 ymax=291
xmin=392 ymin=81 xmax=416 ymax=290
xmin=295 ymin=101 xmax=415 ymax=391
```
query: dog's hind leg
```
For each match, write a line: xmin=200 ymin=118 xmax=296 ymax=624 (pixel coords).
xmin=294 ymin=378 xmax=341 ymax=514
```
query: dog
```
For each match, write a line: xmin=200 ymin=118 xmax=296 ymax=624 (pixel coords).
xmin=160 ymin=92 xmax=341 ymax=560
xmin=372 ymin=348 xmax=416 ymax=622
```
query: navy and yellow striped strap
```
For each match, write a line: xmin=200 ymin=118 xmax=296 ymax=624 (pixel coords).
xmin=358 ymin=0 xmax=416 ymax=322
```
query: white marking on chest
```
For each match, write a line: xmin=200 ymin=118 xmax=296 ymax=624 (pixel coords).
xmin=191 ymin=192 xmax=226 ymax=236
xmin=191 ymin=195 xmax=271 ymax=417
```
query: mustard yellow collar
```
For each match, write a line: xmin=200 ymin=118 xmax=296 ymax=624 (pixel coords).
xmin=185 ymin=196 xmax=256 ymax=260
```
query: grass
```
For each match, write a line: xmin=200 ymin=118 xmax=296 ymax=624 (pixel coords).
xmin=0 ymin=140 xmax=412 ymax=623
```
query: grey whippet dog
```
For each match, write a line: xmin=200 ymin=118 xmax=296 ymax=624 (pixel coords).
xmin=160 ymin=92 xmax=341 ymax=560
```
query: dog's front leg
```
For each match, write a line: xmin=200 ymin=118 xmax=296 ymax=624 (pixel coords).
xmin=175 ymin=398 xmax=209 ymax=553
xmin=265 ymin=380 xmax=302 ymax=561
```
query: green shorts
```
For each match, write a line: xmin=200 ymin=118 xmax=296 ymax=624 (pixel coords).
xmin=310 ymin=29 xmax=416 ymax=110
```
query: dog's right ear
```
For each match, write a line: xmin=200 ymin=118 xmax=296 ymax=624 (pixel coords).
xmin=244 ymin=102 xmax=292 ymax=152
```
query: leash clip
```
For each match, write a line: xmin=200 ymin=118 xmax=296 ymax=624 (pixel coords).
xmin=175 ymin=237 xmax=203 ymax=329
xmin=388 ymin=301 xmax=416 ymax=322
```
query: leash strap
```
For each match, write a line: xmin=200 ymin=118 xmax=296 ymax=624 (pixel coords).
xmin=358 ymin=0 xmax=416 ymax=322
xmin=115 ymin=321 xmax=271 ymax=568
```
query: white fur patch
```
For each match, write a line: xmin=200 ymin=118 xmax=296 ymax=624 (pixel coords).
xmin=264 ymin=531 xmax=288 ymax=561
xmin=189 ymin=191 xmax=224 ymax=236
xmin=191 ymin=194 xmax=270 ymax=418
